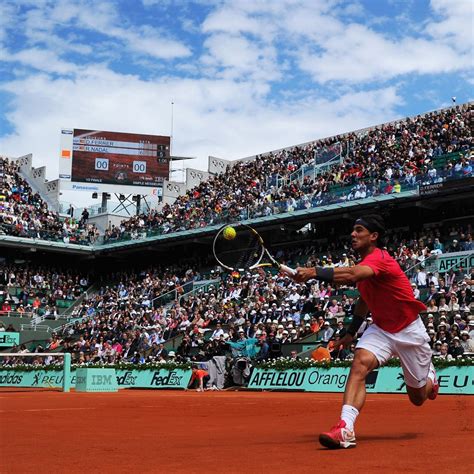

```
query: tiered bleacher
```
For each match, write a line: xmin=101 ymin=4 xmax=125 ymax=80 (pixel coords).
xmin=0 ymin=265 xmax=91 ymax=318
xmin=108 ymin=104 xmax=472 ymax=242
xmin=0 ymin=157 xmax=99 ymax=244
xmin=1 ymin=104 xmax=473 ymax=390
xmin=1 ymin=105 xmax=471 ymax=246
xmin=2 ymin=219 xmax=468 ymax=367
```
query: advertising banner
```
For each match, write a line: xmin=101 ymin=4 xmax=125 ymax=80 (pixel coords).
xmin=115 ymin=369 xmax=191 ymax=389
xmin=0 ymin=332 xmax=20 ymax=347
xmin=248 ymin=366 xmax=474 ymax=395
xmin=75 ymin=368 xmax=118 ymax=392
xmin=0 ymin=369 xmax=192 ymax=390
xmin=1 ymin=366 xmax=471 ymax=394
xmin=435 ymin=251 xmax=474 ymax=273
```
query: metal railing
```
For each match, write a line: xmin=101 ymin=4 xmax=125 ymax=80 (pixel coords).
xmin=20 ymin=324 xmax=52 ymax=332
xmin=59 ymin=282 xmax=98 ymax=318
xmin=403 ymin=250 xmax=474 ymax=283
xmin=443 ymin=251 xmax=474 ymax=276
xmin=274 ymin=143 xmax=343 ymax=189
xmin=100 ymin=154 xmax=472 ymax=246
xmin=178 ymin=279 xmax=221 ymax=304
xmin=151 ymin=281 xmax=194 ymax=308
xmin=402 ymin=253 xmax=439 ymax=280
xmin=0 ymin=311 xmax=34 ymax=318
xmin=0 ymin=222 xmax=97 ymax=246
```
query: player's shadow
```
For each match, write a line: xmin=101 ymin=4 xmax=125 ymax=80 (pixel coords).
xmin=300 ymin=432 xmax=419 ymax=447
xmin=356 ymin=432 xmax=419 ymax=442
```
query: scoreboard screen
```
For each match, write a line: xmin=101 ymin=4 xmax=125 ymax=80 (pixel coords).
xmin=69 ymin=129 xmax=170 ymax=187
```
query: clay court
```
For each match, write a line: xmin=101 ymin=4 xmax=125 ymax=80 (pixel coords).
xmin=1 ymin=390 xmax=473 ymax=474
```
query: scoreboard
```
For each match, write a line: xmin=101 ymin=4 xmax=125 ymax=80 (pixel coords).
xmin=59 ymin=129 xmax=170 ymax=193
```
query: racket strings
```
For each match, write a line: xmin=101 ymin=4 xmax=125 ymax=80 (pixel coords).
xmin=214 ymin=226 xmax=262 ymax=271
xmin=237 ymin=233 xmax=261 ymax=270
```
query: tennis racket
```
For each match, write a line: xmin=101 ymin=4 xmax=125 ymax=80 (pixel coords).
xmin=213 ymin=224 xmax=296 ymax=276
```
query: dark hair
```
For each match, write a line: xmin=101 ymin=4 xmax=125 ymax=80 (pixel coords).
xmin=354 ymin=214 xmax=386 ymax=243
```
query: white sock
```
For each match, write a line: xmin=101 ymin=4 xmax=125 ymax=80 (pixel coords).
xmin=427 ymin=363 xmax=436 ymax=384
xmin=341 ymin=404 xmax=359 ymax=431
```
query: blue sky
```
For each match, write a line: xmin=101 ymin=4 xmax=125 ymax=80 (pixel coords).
xmin=0 ymin=0 xmax=472 ymax=182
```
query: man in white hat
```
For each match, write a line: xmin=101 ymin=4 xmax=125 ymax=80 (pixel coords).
xmin=468 ymin=320 xmax=474 ymax=339
xmin=460 ymin=331 xmax=474 ymax=352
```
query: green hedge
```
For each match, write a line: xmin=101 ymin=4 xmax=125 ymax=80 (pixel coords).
xmin=254 ymin=357 xmax=474 ymax=371
xmin=2 ymin=357 xmax=471 ymax=373
xmin=0 ymin=361 xmax=192 ymax=372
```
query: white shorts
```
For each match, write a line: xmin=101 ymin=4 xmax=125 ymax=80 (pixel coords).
xmin=357 ymin=317 xmax=432 ymax=388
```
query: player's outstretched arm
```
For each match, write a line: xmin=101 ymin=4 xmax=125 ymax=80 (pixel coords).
xmin=291 ymin=264 xmax=374 ymax=285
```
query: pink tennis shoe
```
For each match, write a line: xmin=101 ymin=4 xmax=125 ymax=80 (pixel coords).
xmin=319 ymin=420 xmax=357 ymax=449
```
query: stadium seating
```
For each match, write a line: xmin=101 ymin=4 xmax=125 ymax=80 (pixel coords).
xmin=1 ymin=104 xmax=473 ymax=373
xmin=1 ymin=105 xmax=471 ymax=246
xmin=13 ymin=220 xmax=469 ymax=365
xmin=0 ymin=157 xmax=99 ymax=244
xmin=111 ymin=104 xmax=472 ymax=242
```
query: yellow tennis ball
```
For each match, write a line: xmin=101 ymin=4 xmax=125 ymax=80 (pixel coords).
xmin=223 ymin=226 xmax=237 ymax=240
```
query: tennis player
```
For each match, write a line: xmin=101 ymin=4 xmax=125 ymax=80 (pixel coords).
xmin=290 ymin=214 xmax=438 ymax=449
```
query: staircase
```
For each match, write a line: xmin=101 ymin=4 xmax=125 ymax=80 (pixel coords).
xmin=267 ymin=142 xmax=343 ymax=190
xmin=13 ymin=153 xmax=60 ymax=212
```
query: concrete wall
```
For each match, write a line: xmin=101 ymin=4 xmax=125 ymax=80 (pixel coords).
xmin=185 ymin=168 xmax=209 ymax=190
xmin=208 ymin=156 xmax=232 ymax=175
xmin=162 ymin=179 xmax=187 ymax=205
xmin=13 ymin=153 xmax=60 ymax=211
xmin=88 ymin=213 xmax=125 ymax=234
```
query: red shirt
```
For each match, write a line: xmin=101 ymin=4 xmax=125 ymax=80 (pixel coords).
xmin=357 ymin=248 xmax=426 ymax=333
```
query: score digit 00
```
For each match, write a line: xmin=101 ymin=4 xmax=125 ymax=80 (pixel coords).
xmin=133 ymin=161 xmax=147 ymax=173
xmin=95 ymin=157 xmax=109 ymax=171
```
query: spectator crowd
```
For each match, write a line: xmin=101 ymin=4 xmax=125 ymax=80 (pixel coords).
xmin=0 ymin=158 xmax=99 ymax=244
xmin=0 ymin=265 xmax=91 ymax=319
xmin=1 ymin=103 xmax=473 ymax=389
xmin=2 ymin=220 xmax=471 ymax=374
xmin=109 ymin=104 xmax=472 ymax=241
xmin=1 ymin=104 xmax=471 ymax=245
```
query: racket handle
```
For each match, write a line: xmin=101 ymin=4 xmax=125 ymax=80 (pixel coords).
xmin=279 ymin=264 xmax=297 ymax=277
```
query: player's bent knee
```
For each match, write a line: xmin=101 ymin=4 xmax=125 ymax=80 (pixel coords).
xmin=350 ymin=363 xmax=370 ymax=379
xmin=351 ymin=349 xmax=379 ymax=379
xmin=349 ymin=359 xmax=375 ymax=381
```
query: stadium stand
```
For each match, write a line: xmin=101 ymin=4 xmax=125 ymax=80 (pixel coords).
xmin=110 ymin=103 xmax=472 ymax=242
xmin=3 ymin=219 xmax=467 ymax=371
xmin=0 ymin=157 xmax=100 ymax=244
xmin=1 ymin=103 xmax=473 ymax=391
xmin=1 ymin=104 xmax=471 ymax=247
xmin=0 ymin=265 xmax=91 ymax=317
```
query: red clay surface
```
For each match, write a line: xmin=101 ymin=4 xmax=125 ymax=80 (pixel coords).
xmin=1 ymin=389 xmax=473 ymax=474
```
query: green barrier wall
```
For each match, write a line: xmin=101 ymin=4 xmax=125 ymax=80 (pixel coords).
xmin=249 ymin=366 xmax=474 ymax=395
xmin=76 ymin=368 xmax=118 ymax=392
xmin=0 ymin=332 xmax=20 ymax=347
xmin=0 ymin=368 xmax=192 ymax=390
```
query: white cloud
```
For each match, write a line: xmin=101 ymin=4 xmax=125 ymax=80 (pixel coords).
xmin=296 ymin=24 xmax=471 ymax=83
xmin=3 ymin=0 xmax=191 ymax=62
xmin=200 ymin=0 xmax=472 ymax=85
xmin=0 ymin=47 xmax=80 ymax=75
xmin=0 ymin=0 xmax=472 ymax=212
xmin=202 ymin=6 xmax=274 ymax=39
xmin=0 ymin=60 xmax=402 ymax=181
xmin=0 ymin=3 xmax=18 ymax=42
xmin=201 ymin=34 xmax=280 ymax=81
xmin=425 ymin=0 xmax=473 ymax=53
